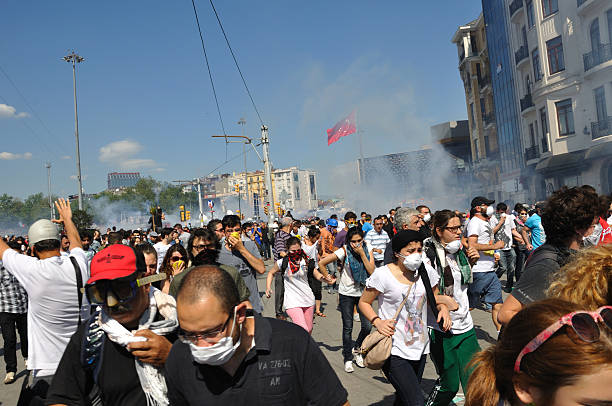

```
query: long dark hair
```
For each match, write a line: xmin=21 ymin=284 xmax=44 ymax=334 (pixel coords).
xmin=160 ymin=244 xmax=188 ymax=281
xmin=431 ymin=210 xmax=460 ymax=242
xmin=345 ymin=227 xmax=365 ymax=260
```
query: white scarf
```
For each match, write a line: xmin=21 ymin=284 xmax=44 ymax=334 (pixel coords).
xmin=99 ymin=287 xmax=178 ymax=406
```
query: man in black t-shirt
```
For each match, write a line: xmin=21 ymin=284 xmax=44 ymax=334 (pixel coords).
xmin=46 ymin=244 xmax=177 ymax=406
xmin=166 ymin=265 xmax=349 ymax=406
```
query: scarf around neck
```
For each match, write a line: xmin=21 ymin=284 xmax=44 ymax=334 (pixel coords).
xmin=99 ymin=287 xmax=178 ymax=406
xmin=431 ymin=239 xmax=472 ymax=295
xmin=345 ymin=245 xmax=370 ymax=286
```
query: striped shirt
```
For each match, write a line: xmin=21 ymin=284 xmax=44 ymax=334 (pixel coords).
xmin=273 ymin=230 xmax=292 ymax=261
xmin=0 ymin=262 xmax=28 ymax=314
xmin=364 ymin=229 xmax=390 ymax=261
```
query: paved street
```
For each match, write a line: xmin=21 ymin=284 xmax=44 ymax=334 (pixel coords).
xmin=0 ymin=260 xmax=503 ymax=405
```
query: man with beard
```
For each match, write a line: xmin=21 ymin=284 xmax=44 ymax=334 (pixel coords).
xmin=168 ymin=228 xmax=250 ymax=305
xmin=79 ymin=229 xmax=97 ymax=264
xmin=47 ymin=244 xmax=178 ymax=405
xmin=165 ymin=266 xmax=349 ymax=406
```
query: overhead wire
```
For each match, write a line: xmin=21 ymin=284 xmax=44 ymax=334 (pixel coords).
xmin=208 ymin=0 xmax=265 ymax=126
xmin=190 ymin=0 xmax=229 ymax=161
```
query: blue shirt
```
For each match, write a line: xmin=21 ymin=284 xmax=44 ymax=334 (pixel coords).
xmin=362 ymin=222 xmax=373 ymax=234
xmin=525 ymin=214 xmax=546 ymax=250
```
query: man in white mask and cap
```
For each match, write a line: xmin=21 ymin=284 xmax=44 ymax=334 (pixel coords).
xmin=166 ymin=265 xmax=350 ymax=406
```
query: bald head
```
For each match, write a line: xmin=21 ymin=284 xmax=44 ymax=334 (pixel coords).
xmin=177 ymin=265 xmax=239 ymax=315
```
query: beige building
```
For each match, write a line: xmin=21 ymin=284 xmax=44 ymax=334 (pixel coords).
xmin=452 ymin=14 xmax=502 ymax=197
xmin=507 ymin=0 xmax=612 ymax=195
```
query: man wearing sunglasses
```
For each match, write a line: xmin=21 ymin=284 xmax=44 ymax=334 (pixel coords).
xmin=0 ymin=199 xmax=88 ymax=399
xmin=166 ymin=265 xmax=349 ymax=406
xmin=46 ymin=244 xmax=178 ymax=406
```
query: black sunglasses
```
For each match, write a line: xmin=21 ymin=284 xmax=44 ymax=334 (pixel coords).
xmin=85 ymin=272 xmax=141 ymax=306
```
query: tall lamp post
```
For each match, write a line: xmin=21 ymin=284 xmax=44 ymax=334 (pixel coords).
xmin=63 ymin=51 xmax=85 ymax=210
xmin=238 ymin=117 xmax=248 ymax=214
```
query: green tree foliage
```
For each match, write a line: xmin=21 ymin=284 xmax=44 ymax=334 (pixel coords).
xmin=72 ymin=209 xmax=94 ymax=230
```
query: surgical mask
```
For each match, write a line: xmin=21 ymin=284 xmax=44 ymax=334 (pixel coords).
xmin=398 ymin=252 xmax=423 ymax=271
xmin=485 ymin=206 xmax=495 ymax=217
xmin=423 ymin=213 xmax=431 ymax=223
xmin=444 ymin=240 xmax=461 ymax=254
xmin=347 ymin=222 xmax=356 ymax=229
xmin=188 ymin=308 xmax=241 ymax=366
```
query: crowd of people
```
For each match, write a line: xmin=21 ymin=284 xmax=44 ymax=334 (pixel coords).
xmin=0 ymin=186 xmax=610 ymax=405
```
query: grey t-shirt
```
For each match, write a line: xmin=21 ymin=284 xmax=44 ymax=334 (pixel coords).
xmin=218 ymin=239 xmax=264 ymax=314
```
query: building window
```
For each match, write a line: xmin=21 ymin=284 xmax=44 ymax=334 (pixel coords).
xmin=546 ymin=36 xmax=565 ymax=74
xmin=470 ymin=103 xmax=475 ymax=124
xmin=295 ymin=186 xmax=300 ymax=200
xmin=594 ymin=86 xmax=607 ymax=123
xmin=293 ymin=173 xmax=298 ymax=182
xmin=608 ymin=9 xmax=612 ymax=44
xmin=540 ymin=108 xmax=549 ymax=152
xmin=526 ymin=0 xmax=535 ymax=28
xmin=541 ymin=0 xmax=558 ymax=18
xmin=309 ymin=175 xmax=316 ymax=199
xmin=480 ymin=97 xmax=486 ymax=117
xmin=529 ymin=123 xmax=536 ymax=146
xmin=532 ymin=48 xmax=542 ymax=81
xmin=555 ymin=99 xmax=574 ymax=136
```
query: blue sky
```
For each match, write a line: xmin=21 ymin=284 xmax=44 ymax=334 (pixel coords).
xmin=0 ymin=1 xmax=482 ymax=199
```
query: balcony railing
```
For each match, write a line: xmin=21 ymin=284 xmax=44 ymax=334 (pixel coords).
xmin=583 ymin=43 xmax=612 ymax=71
xmin=515 ymin=45 xmax=529 ymax=65
xmin=525 ymin=146 xmax=540 ymax=161
xmin=520 ymin=93 xmax=534 ymax=112
xmin=483 ymin=112 xmax=496 ymax=126
xmin=591 ymin=117 xmax=612 ymax=140
xmin=478 ymin=75 xmax=491 ymax=88
xmin=509 ymin=0 xmax=524 ymax=17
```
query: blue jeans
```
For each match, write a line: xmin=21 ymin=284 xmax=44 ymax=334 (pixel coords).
xmin=496 ymin=249 xmax=516 ymax=290
xmin=338 ymin=294 xmax=371 ymax=362
xmin=382 ymin=355 xmax=426 ymax=406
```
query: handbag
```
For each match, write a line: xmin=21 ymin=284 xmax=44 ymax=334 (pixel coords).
xmin=359 ymin=281 xmax=414 ymax=370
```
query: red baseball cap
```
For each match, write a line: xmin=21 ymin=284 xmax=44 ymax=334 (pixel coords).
xmin=88 ymin=244 xmax=145 ymax=284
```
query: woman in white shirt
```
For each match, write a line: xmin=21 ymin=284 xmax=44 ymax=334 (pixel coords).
xmin=302 ymin=226 xmax=325 ymax=317
xmin=423 ymin=210 xmax=480 ymax=406
xmin=265 ymin=236 xmax=332 ymax=334
xmin=359 ymin=230 xmax=452 ymax=406
xmin=318 ymin=227 xmax=375 ymax=373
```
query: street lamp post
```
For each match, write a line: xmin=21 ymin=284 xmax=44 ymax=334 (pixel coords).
xmin=238 ymin=117 xmax=248 ymax=215
xmin=63 ymin=51 xmax=85 ymax=210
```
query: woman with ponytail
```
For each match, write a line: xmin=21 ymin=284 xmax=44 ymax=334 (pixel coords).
xmin=265 ymin=236 xmax=333 ymax=334
xmin=466 ymin=299 xmax=612 ymax=406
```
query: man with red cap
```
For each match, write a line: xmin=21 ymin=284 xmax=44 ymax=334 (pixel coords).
xmin=46 ymin=244 xmax=178 ymax=406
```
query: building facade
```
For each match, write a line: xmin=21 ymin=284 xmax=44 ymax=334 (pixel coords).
xmin=272 ymin=167 xmax=318 ymax=213
xmin=107 ymin=172 xmax=140 ymax=190
xmin=507 ymin=0 xmax=612 ymax=196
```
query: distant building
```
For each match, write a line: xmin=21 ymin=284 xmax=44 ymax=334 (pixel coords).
xmin=107 ymin=172 xmax=140 ymax=190
xmin=272 ymin=167 xmax=318 ymax=212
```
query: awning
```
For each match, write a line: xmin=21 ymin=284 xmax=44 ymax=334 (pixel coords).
xmin=585 ymin=141 xmax=612 ymax=161
xmin=535 ymin=150 xmax=587 ymax=173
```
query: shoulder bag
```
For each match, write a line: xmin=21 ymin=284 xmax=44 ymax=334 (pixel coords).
xmin=358 ymin=281 xmax=414 ymax=370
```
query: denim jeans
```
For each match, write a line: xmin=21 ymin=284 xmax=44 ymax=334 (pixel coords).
xmin=382 ymin=355 xmax=426 ymax=406
xmin=496 ymin=249 xmax=516 ymax=290
xmin=514 ymin=246 xmax=528 ymax=282
xmin=338 ymin=294 xmax=371 ymax=362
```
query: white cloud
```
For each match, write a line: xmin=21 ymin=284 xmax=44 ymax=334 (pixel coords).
xmin=99 ymin=140 xmax=162 ymax=171
xmin=0 ymin=151 xmax=32 ymax=160
xmin=0 ymin=104 xmax=29 ymax=119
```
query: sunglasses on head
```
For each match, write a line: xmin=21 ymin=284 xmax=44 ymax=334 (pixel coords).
xmin=514 ymin=306 xmax=612 ymax=373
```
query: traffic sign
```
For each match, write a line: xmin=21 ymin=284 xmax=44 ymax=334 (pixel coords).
xmin=208 ymin=200 xmax=214 ymax=209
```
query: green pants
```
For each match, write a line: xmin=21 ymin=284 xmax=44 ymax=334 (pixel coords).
xmin=428 ymin=328 xmax=480 ymax=406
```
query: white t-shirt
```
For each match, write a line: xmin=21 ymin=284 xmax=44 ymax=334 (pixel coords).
xmin=301 ymin=241 xmax=319 ymax=266
xmin=466 ymin=216 xmax=495 ymax=273
xmin=365 ymin=265 xmax=439 ymax=360
xmin=334 ymin=242 xmax=374 ymax=297
xmin=153 ymin=241 xmax=170 ymax=272
xmin=489 ymin=214 xmax=516 ymax=251
xmin=424 ymin=254 xmax=473 ymax=334
xmin=1 ymin=248 xmax=90 ymax=376
xmin=364 ymin=229 xmax=390 ymax=261
xmin=276 ymin=258 xmax=315 ymax=310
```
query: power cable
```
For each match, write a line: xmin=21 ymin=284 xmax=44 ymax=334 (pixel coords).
xmin=208 ymin=0 xmax=264 ymax=126
xmin=190 ymin=0 xmax=228 ymax=156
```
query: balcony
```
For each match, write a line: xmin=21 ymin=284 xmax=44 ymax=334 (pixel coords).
xmin=478 ymin=75 xmax=491 ymax=90
xmin=520 ymin=93 xmax=535 ymax=112
xmin=583 ymin=43 xmax=612 ymax=71
xmin=525 ymin=146 xmax=540 ymax=161
xmin=483 ymin=112 xmax=496 ymax=127
xmin=515 ymin=45 xmax=529 ymax=66
xmin=509 ymin=0 xmax=524 ymax=19
xmin=591 ymin=117 xmax=612 ymax=140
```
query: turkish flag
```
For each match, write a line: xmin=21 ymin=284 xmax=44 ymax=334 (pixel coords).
xmin=327 ymin=111 xmax=356 ymax=146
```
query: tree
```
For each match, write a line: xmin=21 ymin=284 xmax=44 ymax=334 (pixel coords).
xmin=72 ymin=209 xmax=93 ymax=230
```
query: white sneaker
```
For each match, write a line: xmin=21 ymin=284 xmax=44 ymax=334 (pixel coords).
xmin=4 ymin=372 xmax=15 ymax=384
xmin=353 ymin=313 xmax=360 ymax=322
xmin=354 ymin=353 xmax=365 ymax=368
xmin=344 ymin=361 xmax=354 ymax=373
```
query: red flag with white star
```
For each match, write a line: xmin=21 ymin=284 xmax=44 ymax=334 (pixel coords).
xmin=327 ymin=111 xmax=356 ymax=146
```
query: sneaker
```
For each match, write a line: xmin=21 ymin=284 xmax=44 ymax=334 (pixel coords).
xmin=344 ymin=361 xmax=354 ymax=373
xmin=4 ymin=372 xmax=15 ymax=384
xmin=354 ymin=353 xmax=365 ymax=368
xmin=353 ymin=313 xmax=360 ymax=322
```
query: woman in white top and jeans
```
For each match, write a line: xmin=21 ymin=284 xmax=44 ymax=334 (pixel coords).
xmin=359 ymin=230 xmax=452 ymax=406
xmin=424 ymin=210 xmax=480 ymax=406
xmin=318 ymin=227 xmax=375 ymax=373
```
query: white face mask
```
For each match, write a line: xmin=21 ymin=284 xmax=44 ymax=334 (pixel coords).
xmin=398 ymin=252 xmax=423 ymax=271
xmin=423 ymin=213 xmax=431 ymax=223
xmin=188 ymin=308 xmax=241 ymax=366
xmin=444 ymin=239 xmax=461 ymax=254
xmin=485 ymin=206 xmax=495 ymax=217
